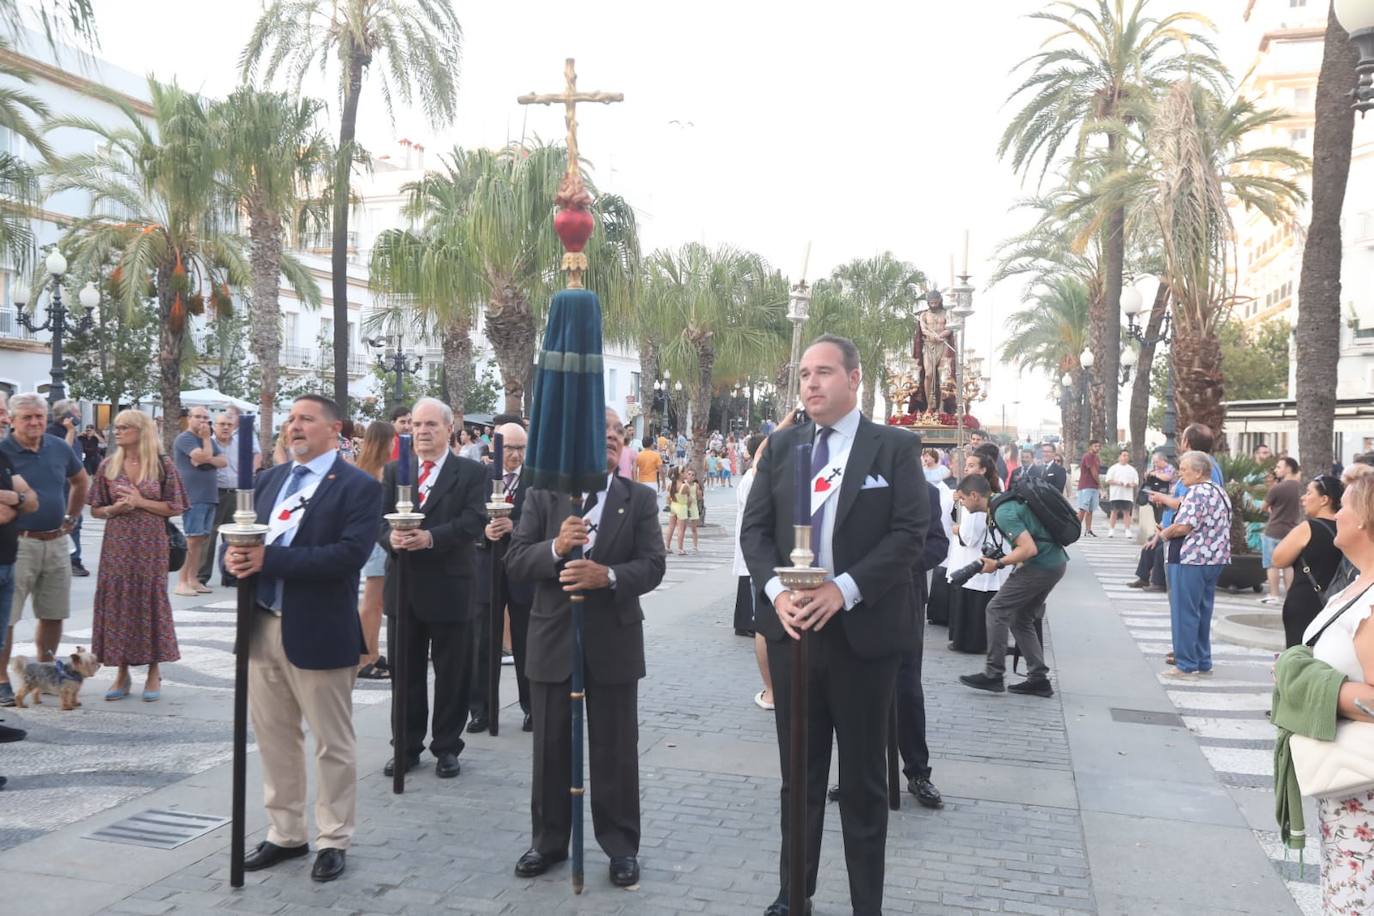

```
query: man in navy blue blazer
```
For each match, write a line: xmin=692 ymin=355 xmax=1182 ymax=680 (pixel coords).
xmin=224 ymin=394 xmax=382 ymax=885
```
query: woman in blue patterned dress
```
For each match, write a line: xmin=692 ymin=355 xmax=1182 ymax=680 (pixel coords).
xmin=1158 ymin=450 xmax=1232 ymax=679
xmin=89 ymin=410 xmax=188 ymax=701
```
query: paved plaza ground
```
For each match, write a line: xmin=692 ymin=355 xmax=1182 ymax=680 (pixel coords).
xmin=1 ymin=486 xmax=1305 ymax=915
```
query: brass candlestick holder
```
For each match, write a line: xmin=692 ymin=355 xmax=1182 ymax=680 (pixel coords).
xmin=775 ymin=523 xmax=825 ymax=913
xmin=385 ymin=483 xmax=424 ymax=794
xmin=484 ymin=477 xmax=514 ymax=736
xmin=773 ymin=524 xmax=828 ymax=590
xmin=385 ymin=485 xmax=425 ymax=531
xmin=222 ymin=489 xmax=269 ymax=890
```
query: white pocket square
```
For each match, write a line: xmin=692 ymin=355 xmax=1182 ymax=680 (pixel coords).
xmin=861 ymin=475 xmax=889 ymax=490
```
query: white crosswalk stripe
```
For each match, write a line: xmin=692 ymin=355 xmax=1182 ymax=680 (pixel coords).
xmin=1074 ymin=528 xmax=1318 ymax=915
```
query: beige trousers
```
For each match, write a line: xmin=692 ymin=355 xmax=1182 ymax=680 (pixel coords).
xmin=248 ymin=612 xmax=357 ymax=850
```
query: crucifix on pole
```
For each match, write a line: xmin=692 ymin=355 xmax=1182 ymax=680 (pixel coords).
xmin=518 ymin=59 xmax=624 ymax=289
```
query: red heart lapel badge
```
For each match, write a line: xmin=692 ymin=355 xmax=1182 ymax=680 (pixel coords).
xmin=814 ymin=477 xmax=831 ymax=494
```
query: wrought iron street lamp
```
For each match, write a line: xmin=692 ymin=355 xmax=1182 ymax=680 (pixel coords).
xmin=1336 ymin=0 xmax=1374 ymax=112
xmin=785 ymin=277 xmax=812 ymax=412
xmin=365 ymin=332 xmax=423 ymax=409
xmin=1078 ymin=348 xmax=1095 ymax=449
xmin=1121 ymin=279 xmax=1178 ymax=458
xmin=14 ymin=248 xmax=96 ymax=403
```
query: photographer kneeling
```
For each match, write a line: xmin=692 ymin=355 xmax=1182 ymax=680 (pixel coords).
xmin=959 ymin=473 xmax=1069 ymax=698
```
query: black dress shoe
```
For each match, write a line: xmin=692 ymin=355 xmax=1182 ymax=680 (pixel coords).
xmin=242 ymin=840 xmax=310 ymax=871
xmin=0 ymin=775 xmax=6 ymax=790
xmin=522 ymin=713 xmax=533 ymax=732
xmin=514 ymin=848 xmax=567 ymax=877
xmin=382 ymin=754 xmax=421 ymax=777
xmin=70 ymin=562 xmax=89 ymax=577
xmin=435 ymin=752 xmax=461 ymax=778
xmin=0 ymin=722 xmax=27 ymax=742
xmin=1127 ymin=579 xmax=1149 ymax=589
xmin=1008 ymin=677 xmax=1055 ymax=698
xmin=959 ymin=672 xmax=1005 ymax=693
xmin=764 ymin=895 xmax=812 ymax=916
xmin=910 ymin=776 xmax=944 ymax=809
xmin=311 ymin=848 xmax=346 ymax=882
xmin=609 ymin=855 xmax=639 ymax=887
xmin=467 ymin=715 xmax=489 ymax=733
xmin=826 ymin=784 xmax=840 ymax=803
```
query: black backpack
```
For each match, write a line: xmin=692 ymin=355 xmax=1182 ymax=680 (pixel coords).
xmin=989 ymin=475 xmax=1081 ymax=549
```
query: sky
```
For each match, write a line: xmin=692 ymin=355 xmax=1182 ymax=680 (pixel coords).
xmin=71 ymin=0 xmax=1258 ymax=435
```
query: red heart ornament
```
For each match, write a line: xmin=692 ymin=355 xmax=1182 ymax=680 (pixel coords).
xmin=278 ymin=509 xmax=291 ymax=520
xmin=814 ymin=478 xmax=831 ymax=493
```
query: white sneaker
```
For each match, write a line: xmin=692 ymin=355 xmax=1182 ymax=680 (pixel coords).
xmin=1106 ymin=529 xmax=1115 ymax=538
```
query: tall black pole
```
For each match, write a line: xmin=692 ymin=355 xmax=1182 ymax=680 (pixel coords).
xmin=47 ymin=284 xmax=66 ymax=404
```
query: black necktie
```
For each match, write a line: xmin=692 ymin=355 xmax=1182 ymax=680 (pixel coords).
xmin=811 ymin=428 xmax=833 ymax=557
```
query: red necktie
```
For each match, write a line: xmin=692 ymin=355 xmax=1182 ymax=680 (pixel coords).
xmin=417 ymin=460 xmax=436 ymax=505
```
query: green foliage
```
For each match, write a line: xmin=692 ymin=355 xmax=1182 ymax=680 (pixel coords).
xmin=64 ymin=275 xmax=158 ymax=408
xmin=464 ymin=362 xmax=500 ymax=415
xmin=1146 ymin=318 xmax=1290 ymax=426
xmin=1216 ymin=452 xmax=1269 ymax=556
xmin=185 ymin=307 xmax=258 ymax=402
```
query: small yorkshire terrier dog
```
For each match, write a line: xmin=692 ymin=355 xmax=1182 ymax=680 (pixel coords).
xmin=10 ymin=648 xmax=102 ymax=710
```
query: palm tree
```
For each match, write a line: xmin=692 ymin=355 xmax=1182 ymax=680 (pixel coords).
xmin=1297 ymin=5 xmax=1359 ymax=476
xmin=1000 ymin=0 xmax=1224 ymax=443
xmin=1000 ymin=276 xmax=1092 ymax=457
xmin=646 ymin=244 xmax=786 ymax=493
xmin=412 ymin=144 xmax=639 ymax=415
xmin=0 ymin=38 xmax=54 ymax=270
xmin=1118 ymin=81 xmax=1307 ymax=433
xmin=44 ymin=79 xmax=248 ymax=450
xmin=214 ymin=87 xmax=330 ymax=458
xmin=826 ymin=254 xmax=926 ymax=418
xmin=241 ymin=0 xmax=462 ymax=413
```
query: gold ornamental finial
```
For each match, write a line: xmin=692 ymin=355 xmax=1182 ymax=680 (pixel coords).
xmin=518 ymin=59 xmax=624 ymax=289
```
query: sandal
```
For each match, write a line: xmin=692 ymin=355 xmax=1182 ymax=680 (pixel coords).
xmin=1165 ymin=652 xmax=1176 ymax=666
xmin=754 ymin=690 xmax=774 ymax=711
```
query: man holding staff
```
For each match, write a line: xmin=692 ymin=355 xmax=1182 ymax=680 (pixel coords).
xmin=505 ymin=407 xmax=665 ymax=888
xmin=741 ymin=335 xmax=926 ymax=916
xmin=224 ymin=395 xmax=381 ymax=883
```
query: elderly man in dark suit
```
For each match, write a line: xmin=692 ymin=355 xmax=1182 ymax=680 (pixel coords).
xmin=378 ymin=397 xmax=488 ymax=780
xmin=224 ymin=395 xmax=383 ymax=884
xmin=470 ymin=421 xmax=535 ymax=733
xmin=741 ymin=334 xmax=927 ymax=916
xmin=505 ymin=407 xmax=666 ymax=889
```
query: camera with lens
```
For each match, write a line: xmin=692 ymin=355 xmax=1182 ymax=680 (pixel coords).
xmin=948 ymin=543 xmax=1006 ymax=588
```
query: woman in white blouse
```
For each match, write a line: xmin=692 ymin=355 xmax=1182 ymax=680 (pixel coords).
xmin=1303 ymin=473 xmax=1374 ymax=913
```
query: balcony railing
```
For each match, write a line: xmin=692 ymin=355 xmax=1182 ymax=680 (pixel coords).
xmin=299 ymin=230 xmax=359 ymax=251
xmin=0 ymin=307 xmax=37 ymax=340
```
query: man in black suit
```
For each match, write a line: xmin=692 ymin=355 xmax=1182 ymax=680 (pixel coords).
xmin=378 ymin=397 xmax=488 ymax=779
xmin=224 ymin=395 xmax=382 ymax=884
xmin=896 ymin=481 xmax=950 ymax=808
xmin=470 ymin=421 xmax=535 ymax=733
xmin=505 ymin=407 xmax=666 ymax=889
xmin=741 ymin=335 xmax=927 ymax=916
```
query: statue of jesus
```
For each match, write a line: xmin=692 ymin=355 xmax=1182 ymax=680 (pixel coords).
xmin=909 ymin=289 xmax=957 ymax=414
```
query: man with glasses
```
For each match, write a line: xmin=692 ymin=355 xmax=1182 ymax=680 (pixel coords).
xmin=198 ymin=412 xmax=261 ymax=586
xmin=471 ymin=421 xmax=534 ymax=732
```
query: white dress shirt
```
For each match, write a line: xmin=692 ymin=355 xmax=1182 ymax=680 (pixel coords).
xmin=550 ymin=473 xmax=617 ymax=589
xmin=416 ymin=448 xmax=449 ymax=507
xmin=764 ymin=405 xmax=865 ymax=611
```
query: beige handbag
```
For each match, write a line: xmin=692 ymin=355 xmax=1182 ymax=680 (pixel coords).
xmin=1291 ymin=721 xmax=1374 ymax=799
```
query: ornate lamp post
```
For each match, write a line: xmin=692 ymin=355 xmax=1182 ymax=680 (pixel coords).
xmin=366 ymin=333 xmax=423 ymax=409
xmin=1336 ymin=1 xmax=1374 ymax=111
xmin=785 ymin=277 xmax=812 ymax=413
xmin=1121 ymin=281 xmax=1178 ymax=458
xmin=950 ymin=273 xmax=975 ymax=454
xmin=14 ymin=249 xmax=96 ymax=404
xmin=1078 ymin=348 xmax=1095 ymax=449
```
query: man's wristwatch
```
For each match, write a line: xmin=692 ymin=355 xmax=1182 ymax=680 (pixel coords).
xmin=607 ymin=567 xmax=618 ymax=590
xmin=995 ymin=559 xmax=1006 ymax=570
xmin=63 ymin=513 xmax=77 ymax=527
xmin=13 ymin=491 xmax=25 ymax=508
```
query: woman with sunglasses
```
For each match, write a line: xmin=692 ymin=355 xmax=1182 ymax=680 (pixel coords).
xmin=1272 ymin=474 xmax=1345 ymax=647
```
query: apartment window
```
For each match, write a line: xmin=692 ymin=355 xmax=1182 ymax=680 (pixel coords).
xmin=1290 ymin=128 xmax=1309 ymax=143
xmin=631 ymin=371 xmax=641 ymax=398
xmin=1290 ymin=0 xmax=1306 ymax=7
xmin=608 ymin=367 xmax=618 ymax=401
xmin=1294 ymin=87 xmax=1312 ymax=108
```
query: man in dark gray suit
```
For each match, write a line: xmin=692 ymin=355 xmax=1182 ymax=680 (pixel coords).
xmin=505 ymin=407 xmax=666 ymax=889
xmin=741 ymin=335 xmax=927 ymax=916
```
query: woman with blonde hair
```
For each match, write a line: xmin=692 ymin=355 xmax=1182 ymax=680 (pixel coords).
xmin=666 ymin=466 xmax=702 ymax=555
xmin=1301 ymin=474 xmax=1374 ymax=912
xmin=88 ymin=410 xmax=188 ymax=702
xmin=355 ymin=420 xmax=395 ymax=679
